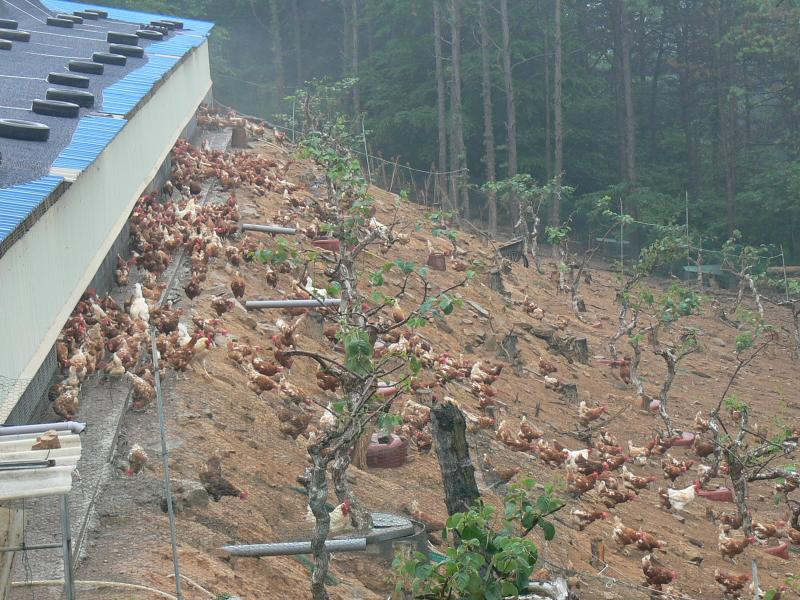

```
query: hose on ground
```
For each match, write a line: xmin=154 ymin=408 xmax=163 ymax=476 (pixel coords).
xmin=11 ymin=579 xmax=178 ymax=599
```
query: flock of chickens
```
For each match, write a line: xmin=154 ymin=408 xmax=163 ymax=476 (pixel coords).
xmin=44 ymin=106 xmax=800 ymax=599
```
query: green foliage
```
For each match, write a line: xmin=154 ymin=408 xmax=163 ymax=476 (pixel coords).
xmin=341 ymin=328 xmax=374 ymax=376
xmin=393 ymin=480 xmax=562 ymax=600
xmin=724 ymin=394 xmax=749 ymax=416
xmin=252 ymin=237 xmax=298 ymax=267
xmin=659 ymin=284 xmax=700 ymax=323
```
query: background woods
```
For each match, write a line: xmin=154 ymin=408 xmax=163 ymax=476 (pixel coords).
xmin=108 ymin=0 xmax=800 ymax=257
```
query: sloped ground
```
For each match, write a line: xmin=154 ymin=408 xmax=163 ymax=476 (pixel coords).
xmin=50 ymin=132 xmax=799 ymax=600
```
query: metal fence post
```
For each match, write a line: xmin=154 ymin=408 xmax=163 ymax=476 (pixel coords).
xmin=60 ymin=495 xmax=74 ymax=600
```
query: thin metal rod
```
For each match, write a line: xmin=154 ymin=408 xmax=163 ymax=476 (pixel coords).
xmin=780 ymin=245 xmax=789 ymax=302
xmin=245 ymin=299 xmax=341 ymax=310
xmin=0 ymin=542 xmax=62 ymax=553
xmin=221 ymin=537 xmax=367 ymax=557
xmin=60 ymin=495 xmax=74 ymax=600
xmin=0 ymin=422 xmax=86 ymax=436
xmin=362 ymin=115 xmax=371 ymax=184
xmin=240 ymin=223 xmax=297 ymax=235
xmin=151 ymin=330 xmax=183 ymax=600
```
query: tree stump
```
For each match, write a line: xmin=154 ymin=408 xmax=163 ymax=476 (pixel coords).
xmin=560 ymin=383 xmax=579 ymax=404
xmin=572 ymin=337 xmax=589 ymax=364
xmin=488 ymin=267 xmax=506 ymax=294
xmin=431 ymin=402 xmax=480 ymax=516
xmin=231 ymin=125 xmax=249 ymax=148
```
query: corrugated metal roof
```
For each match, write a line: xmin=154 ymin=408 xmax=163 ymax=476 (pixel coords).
xmin=50 ymin=115 xmax=127 ymax=171
xmin=102 ymin=55 xmax=179 ymax=115
xmin=0 ymin=430 xmax=81 ymax=500
xmin=41 ymin=0 xmax=215 ymax=36
xmin=0 ymin=175 xmax=64 ymax=243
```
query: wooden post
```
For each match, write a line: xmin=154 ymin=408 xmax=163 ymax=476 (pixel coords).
xmin=0 ymin=507 xmax=23 ymax=599
xmin=431 ymin=402 xmax=481 ymax=516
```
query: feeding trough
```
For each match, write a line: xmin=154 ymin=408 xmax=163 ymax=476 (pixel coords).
xmin=671 ymin=432 xmax=695 ymax=447
xmin=240 ymin=223 xmax=297 ymax=235
xmin=245 ymin=298 xmax=341 ymax=310
xmin=426 ymin=252 xmax=446 ymax=271
xmin=312 ymin=237 xmax=340 ymax=252
xmin=367 ymin=433 xmax=408 ymax=468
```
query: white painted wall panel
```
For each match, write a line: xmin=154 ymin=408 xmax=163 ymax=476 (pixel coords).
xmin=0 ymin=41 xmax=212 ymax=421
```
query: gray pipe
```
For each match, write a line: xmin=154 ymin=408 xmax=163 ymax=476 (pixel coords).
xmin=245 ymin=299 xmax=341 ymax=310
xmin=0 ymin=422 xmax=86 ymax=436
xmin=241 ymin=223 xmax=297 ymax=235
xmin=221 ymin=537 xmax=366 ymax=557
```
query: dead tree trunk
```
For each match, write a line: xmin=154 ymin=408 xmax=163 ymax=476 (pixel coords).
xmin=431 ymin=402 xmax=481 ymax=515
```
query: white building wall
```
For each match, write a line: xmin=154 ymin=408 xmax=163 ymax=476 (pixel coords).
xmin=0 ymin=41 xmax=212 ymax=422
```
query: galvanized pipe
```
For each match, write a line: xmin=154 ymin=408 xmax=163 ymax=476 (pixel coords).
xmin=245 ymin=299 xmax=341 ymax=310
xmin=241 ymin=223 xmax=297 ymax=235
xmin=60 ymin=495 xmax=74 ymax=600
xmin=221 ymin=537 xmax=367 ymax=557
xmin=0 ymin=422 xmax=86 ymax=436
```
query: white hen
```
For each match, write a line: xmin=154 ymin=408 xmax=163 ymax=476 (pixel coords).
xmin=129 ymin=283 xmax=149 ymax=323
xmin=666 ymin=482 xmax=698 ymax=511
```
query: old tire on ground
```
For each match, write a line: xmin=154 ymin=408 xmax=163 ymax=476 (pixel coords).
xmin=46 ymin=88 xmax=95 ymax=108
xmin=150 ymin=20 xmax=176 ymax=30
xmin=85 ymin=9 xmax=107 ymax=18
xmin=0 ymin=119 xmax=50 ymax=142
xmin=109 ymin=43 xmax=144 ymax=58
xmin=92 ymin=52 xmax=126 ymax=66
xmin=32 ymin=99 xmax=80 ymax=118
xmin=73 ymin=10 xmax=98 ymax=20
xmin=0 ymin=29 xmax=30 ymax=41
xmin=366 ymin=433 xmax=408 ymax=468
xmin=56 ymin=14 xmax=84 ymax=24
xmin=0 ymin=19 xmax=18 ymax=29
xmin=68 ymin=60 xmax=103 ymax=74
xmin=47 ymin=72 xmax=90 ymax=88
xmin=107 ymin=31 xmax=138 ymax=45
xmin=46 ymin=17 xmax=74 ymax=28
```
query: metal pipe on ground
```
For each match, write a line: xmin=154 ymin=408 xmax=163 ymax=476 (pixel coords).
xmin=221 ymin=537 xmax=367 ymax=557
xmin=245 ymin=299 xmax=341 ymax=310
xmin=241 ymin=223 xmax=297 ymax=235
xmin=0 ymin=422 xmax=86 ymax=436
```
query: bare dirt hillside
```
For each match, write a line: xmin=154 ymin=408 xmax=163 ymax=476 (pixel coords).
xmin=67 ymin=132 xmax=799 ymax=600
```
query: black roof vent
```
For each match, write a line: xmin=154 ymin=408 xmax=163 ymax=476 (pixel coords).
xmin=136 ymin=29 xmax=163 ymax=41
xmin=107 ymin=31 xmax=138 ymax=45
xmin=56 ymin=14 xmax=84 ymax=24
xmin=46 ymin=88 xmax=95 ymax=108
xmin=73 ymin=10 xmax=98 ymax=20
xmin=46 ymin=17 xmax=74 ymax=28
xmin=0 ymin=19 xmax=18 ymax=29
xmin=0 ymin=29 xmax=30 ymax=42
xmin=92 ymin=51 xmax=126 ymax=66
xmin=48 ymin=72 xmax=90 ymax=88
xmin=0 ymin=119 xmax=50 ymax=142
xmin=68 ymin=60 xmax=104 ymax=74
xmin=109 ymin=43 xmax=144 ymax=58
xmin=32 ymin=99 xmax=80 ymax=119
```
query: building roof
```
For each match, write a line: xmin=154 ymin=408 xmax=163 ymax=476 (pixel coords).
xmin=0 ymin=428 xmax=82 ymax=500
xmin=0 ymin=0 xmax=213 ymax=246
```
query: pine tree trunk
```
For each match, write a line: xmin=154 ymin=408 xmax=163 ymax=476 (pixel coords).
xmin=433 ymin=0 xmax=450 ymax=211
xmin=351 ymin=0 xmax=360 ymax=117
xmin=712 ymin=0 xmax=737 ymax=234
xmin=544 ymin=7 xmax=553 ymax=181
xmin=620 ymin=0 xmax=636 ymax=187
xmin=341 ymin=0 xmax=351 ymax=80
xmin=479 ymin=0 xmax=497 ymax=235
xmin=290 ymin=0 xmax=304 ymax=86
xmin=449 ymin=0 xmax=469 ymax=219
xmin=499 ymin=0 xmax=518 ymax=181
xmin=552 ymin=0 xmax=564 ymax=230
xmin=268 ymin=0 xmax=284 ymax=110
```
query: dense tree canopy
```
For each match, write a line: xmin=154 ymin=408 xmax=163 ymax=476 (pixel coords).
xmin=112 ymin=0 xmax=800 ymax=257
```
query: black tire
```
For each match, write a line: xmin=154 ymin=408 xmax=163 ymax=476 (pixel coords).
xmin=32 ymin=99 xmax=80 ymax=118
xmin=68 ymin=60 xmax=103 ymax=74
xmin=0 ymin=19 xmax=18 ymax=29
xmin=109 ymin=43 xmax=144 ymax=58
xmin=150 ymin=20 xmax=176 ymax=30
xmin=46 ymin=17 xmax=74 ymax=28
xmin=48 ymin=72 xmax=90 ymax=88
xmin=56 ymin=14 xmax=84 ymax=24
xmin=73 ymin=10 xmax=98 ymax=20
xmin=0 ymin=40 xmax=10 ymax=51
xmin=46 ymin=88 xmax=95 ymax=108
xmin=162 ymin=20 xmax=184 ymax=29
xmin=136 ymin=29 xmax=163 ymax=40
xmin=0 ymin=119 xmax=50 ymax=142
xmin=85 ymin=9 xmax=107 ymax=18
xmin=92 ymin=52 xmax=126 ymax=66
xmin=0 ymin=29 xmax=30 ymax=42
xmin=107 ymin=31 xmax=138 ymax=45
xmin=143 ymin=24 xmax=169 ymax=35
